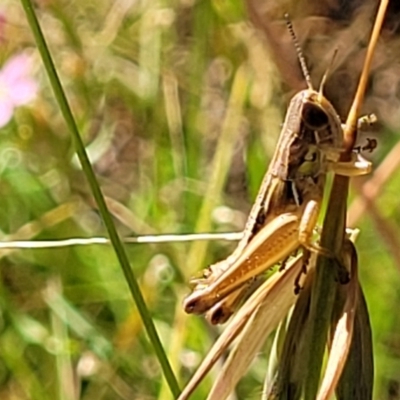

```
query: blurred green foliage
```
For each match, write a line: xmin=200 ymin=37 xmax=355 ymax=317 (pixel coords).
xmin=0 ymin=0 xmax=399 ymax=399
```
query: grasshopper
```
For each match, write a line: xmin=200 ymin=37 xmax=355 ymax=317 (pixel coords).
xmin=183 ymin=34 xmax=371 ymax=322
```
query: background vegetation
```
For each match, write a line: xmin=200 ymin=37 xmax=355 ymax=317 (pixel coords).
xmin=1 ymin=0 xmax=400 ymax=399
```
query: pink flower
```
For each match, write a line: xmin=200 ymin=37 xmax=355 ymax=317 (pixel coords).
xmin=0 ymin=53 xmax=38 ymax=128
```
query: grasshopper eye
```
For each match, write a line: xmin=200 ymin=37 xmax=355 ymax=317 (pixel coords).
xmin=302 ymin=102 xmax=329 ymax=130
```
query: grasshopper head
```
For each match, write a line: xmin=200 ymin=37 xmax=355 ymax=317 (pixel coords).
xmin=282 ymin=89 xmax=344 ymax=180
xmin=301 ymin=90 xmax=344 ymax=160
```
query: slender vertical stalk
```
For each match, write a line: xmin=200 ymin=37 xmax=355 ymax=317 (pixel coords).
xmin=20 ymin=0 xmax=180 ymax=396
xmin=302 ymin=1 xmax=388 ymax=398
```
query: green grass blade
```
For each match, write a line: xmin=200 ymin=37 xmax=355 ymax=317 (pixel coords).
xmin=19 ymin=0 xmax=180 ymax=396
xmin=302 ymin=175 xmax=348 ymax=400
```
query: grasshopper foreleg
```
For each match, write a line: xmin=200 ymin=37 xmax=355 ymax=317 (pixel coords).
xmin=329 ymin=152 xmax=372 ymax=177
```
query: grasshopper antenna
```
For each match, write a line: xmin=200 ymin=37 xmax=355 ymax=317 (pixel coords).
xmin=318 ymin=48 xmax=338 ymax=100
xmin=285 ymin=13 xmax=313 ymax=90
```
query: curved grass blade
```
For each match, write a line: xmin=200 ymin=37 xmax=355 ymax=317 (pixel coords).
xmin=335 ymin=287 xmax=374 ymax=400
xmin=317 ymin=240 xmax=359 ymax=400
